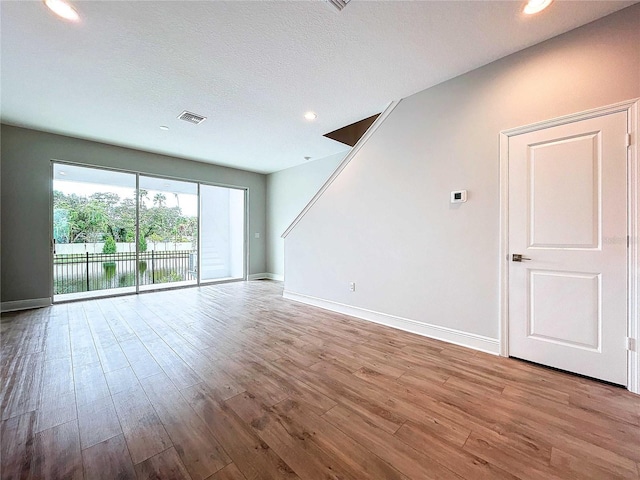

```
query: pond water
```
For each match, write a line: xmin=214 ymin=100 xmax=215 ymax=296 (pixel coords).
xmin=53 ymin=254 xmax=196 ymax=295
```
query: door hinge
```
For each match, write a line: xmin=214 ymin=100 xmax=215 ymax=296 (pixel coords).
xmin=626 ymin=133 xmax=632 ymax=147
xmin=628 ymin=337 xmax=636 ymax=352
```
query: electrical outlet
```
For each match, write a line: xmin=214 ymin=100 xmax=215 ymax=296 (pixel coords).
xmin=349 ymin=282 xmax=356 ymax=292
xmin=255 ymin=232 xmax=260 ymax=239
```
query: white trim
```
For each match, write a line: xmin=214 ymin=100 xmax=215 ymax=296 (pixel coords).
xmin=248 ymin=273 xmax=267 ymax=280
xmin=283 ymin=290 xmax=500 ymax=355
xmin=281 ymin=100 xmax=401 ymax=238
xmin=1 ymin=298 xmax=51 ymax=312
xmin=499 ymin=132 xmax=510 ymax=357
xmin=248 ymin=273 xmax=283 ymax=281
xmin=499 ymin=98 xmax=640 ymax=394
xmin=500 ymin=99 xmax=639 ymax=137
xmin=627 ymin=100 xmax=639 ymax=394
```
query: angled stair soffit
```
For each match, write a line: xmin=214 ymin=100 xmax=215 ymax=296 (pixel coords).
xmin=281 ymin=100 xmax=401 ymax=238
xmin=324 ymin=114 xmax=380 ymax=147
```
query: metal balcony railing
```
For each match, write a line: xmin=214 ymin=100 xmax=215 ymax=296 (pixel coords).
xmin=53 ymin=250 xmax=197 ymax=295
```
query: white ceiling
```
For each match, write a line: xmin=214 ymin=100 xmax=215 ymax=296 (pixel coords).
xmin=1 ymin=1 xmax=635 ymax=174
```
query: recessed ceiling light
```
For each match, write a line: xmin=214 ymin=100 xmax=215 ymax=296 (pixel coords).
xmin=159 ymin=126 xmax=169 ymax=131
xmin=304 ymin=112 xmax=317 ymax=121
xmin=59 ymin=171 xmax=67 ymax=176
xmin=523 ymin=0 xmax=553 ymax=15
xmin=43 ymin=0 xmax=80 ymax=22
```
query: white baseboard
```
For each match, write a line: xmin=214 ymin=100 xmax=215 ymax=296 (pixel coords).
xmin=248 ymin=273 xmax=284 ymax=281
xmin=283 ymin=290 xmax=500 ymax=355
xmin=1 ymin=297 xmax=52 ymax=313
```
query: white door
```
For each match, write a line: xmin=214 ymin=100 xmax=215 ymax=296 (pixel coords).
xmin=508 ymin=111 xmax=628 ymax=385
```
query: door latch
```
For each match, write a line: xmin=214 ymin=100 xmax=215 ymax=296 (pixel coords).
xmin=512 ymin=254 xmax=531 ymax=262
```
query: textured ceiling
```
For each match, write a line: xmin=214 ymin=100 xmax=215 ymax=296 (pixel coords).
xmin=1 ymin=1 xmax=635 ymax=173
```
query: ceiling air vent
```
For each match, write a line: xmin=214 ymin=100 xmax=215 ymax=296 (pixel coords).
xmin=177 ymin=111 xmax=207 ymax=125
xmin=327 ymin=0 xmax=350 ymax=12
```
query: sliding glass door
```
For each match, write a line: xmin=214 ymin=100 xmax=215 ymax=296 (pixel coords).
xmin=138 ymin=176 xmax=198 ymax=291
xmin=200 ymin=185 xmax=245 ymax=282
xmin=52 ymin=162 xmax=246 ymax=302
xmin=53 ymin=163 xmax=138 ymax=301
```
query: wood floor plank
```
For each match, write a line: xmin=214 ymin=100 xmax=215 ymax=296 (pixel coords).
xmin=276 ymin=358 xmax=406 ymax=434
xmin=394 ymin=421 xmax=516 ymax=480
xmin=99 ymin=299 xmax=137 ymax=343
xmin=500 ymin=383 xmax=640 ymax=453
xmin=183 ymin=382 xmax=300 ymax=480
xmin=140 ymin=373 xmax=231 ymax=480
xmin=97 ymin=342 xmax=130 ymax=374
xmin=36 ymin=391 xmax=77 ymax=434
xmin=119 ymin=337 xmax=164 ymax=380
xmin=321 ymin=404 xmax=462 ymax=480
xmin=568 ymin=390 xmax=640 ymax=426
xmin=135 ymin=447 xmax=193 ymax=480
xmin=40 ymin=356 xmax=74 ymax=403
xmin=1 ymin=280 xmax=639 ymax=480
xmin=77 ymin=395 xmax=122 ymax=449
xmin=32 ymin=420 xmax=83 ymax=480
xmin=226 ymin=391 xmax=388 ymax=480
xmin=73 ymin=362 xmax=111 ymax=407
xmin=206 ymin=463 xmax=247 ymax=480
xmin=68 ymin=305 xmax=100 ymax=368
xmin=234 ymin=351 xmax=337 ymax=415
xmin=462 ymin=430 xmax=571 ymax=480
xmin=1 ymin=352 xmax=43 ymax=420
xmin=540 ymin=429 xmax=640 ymax=478
xmin=82 ymin=434 xmax=137 ymax=480
xmin=393 ymin=412 xmax=471 ymax=450
xmin=352 ymin=352 xmax=639 ymax=474
xmin=139 ymin=334 xmax=202 ymax=390
xmin=0 ymin=411 xmax=37 ymax=480
xmin=212 ymin=355 xmax=289 ymax=407
xmin=270 ymin=397 xmax=409 ymax=480
xmin=105 ymin=366 xmax=141 ymax=396
xmin=42 ymin=319 xmax=71 ymax=360
xmin=112 ymin=384 xmax=173 ymax=464
xmin=37 ymin=355 xmax=76 ymax=432
xmin=549 ymin=447 xmax=637 ymax=480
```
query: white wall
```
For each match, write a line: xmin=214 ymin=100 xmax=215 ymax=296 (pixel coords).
xmin=284 ymin=6 xmax=640 ymax=347
xmin=266 ymin=151 xmax=347 ymax=278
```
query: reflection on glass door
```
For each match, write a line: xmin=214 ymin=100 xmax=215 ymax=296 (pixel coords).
xmin=53 ymin=163 xmax=245 ymax=302
xmin=200 ymin=185 xmax=245 ymax=282
xmin=53 ymin=163 xmax=137 ymax=301
xmin=138 ymin=176 xmax=198 ymax=291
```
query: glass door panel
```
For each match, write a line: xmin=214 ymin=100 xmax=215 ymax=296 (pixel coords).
xmin=138 ymin=176 xmax=198 ymax=291
xmin=53 ymin=163 xmax=137 ymax=301
xmin=53 ymin=163 xmax=245 ymax=301
xmin=200 ymin=185 xmax=245 ymax=282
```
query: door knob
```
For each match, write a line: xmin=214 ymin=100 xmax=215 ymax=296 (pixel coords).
xmin=512 ymin=254 xmax=532 ymax=262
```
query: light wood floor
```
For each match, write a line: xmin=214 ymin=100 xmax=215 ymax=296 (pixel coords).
xmin=2 ymin=280 xmax=639 ymax=480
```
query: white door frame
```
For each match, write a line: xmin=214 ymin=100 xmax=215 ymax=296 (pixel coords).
xmin=499 ymin=99 xmax=639 ymax=394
